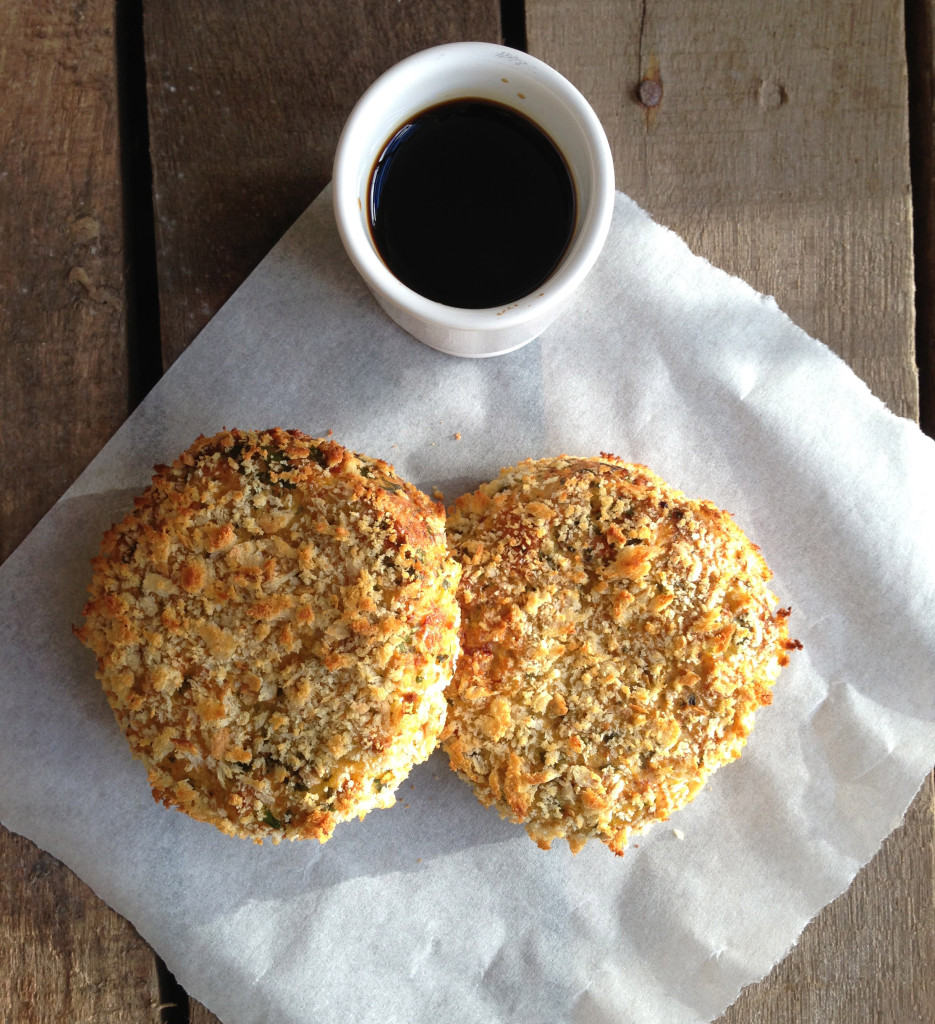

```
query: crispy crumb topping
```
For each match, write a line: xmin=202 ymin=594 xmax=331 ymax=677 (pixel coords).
xmin=77 ymin=429 xmax=461 ymax=843
xmin=442 ymin=454 xmax=797 ymax=855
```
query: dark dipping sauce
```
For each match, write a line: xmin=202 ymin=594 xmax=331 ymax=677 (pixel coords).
xmin=368 ymin=99 xmax=576 ymax=309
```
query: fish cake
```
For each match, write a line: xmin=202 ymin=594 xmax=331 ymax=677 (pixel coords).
xmin=77 ymin=429 xmax=460 ymax=843
xmin=442 ymin=454 xmax=797 ymax=855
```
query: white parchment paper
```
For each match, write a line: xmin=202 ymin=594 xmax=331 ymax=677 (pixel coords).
xmin=2 ymin=188 xmax=934 ymax=1024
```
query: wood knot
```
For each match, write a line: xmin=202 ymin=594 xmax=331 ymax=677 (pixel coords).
xmin=758 ymin=80 xmax=788 ymax=110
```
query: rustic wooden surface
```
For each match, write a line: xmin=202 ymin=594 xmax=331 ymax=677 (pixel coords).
xmin=0 ymin=3 xmax=163 ymax=1022
xmin=143 ymin=0 xmax=502 ymax=370
xmin=0 ymin=0 xmax=131 ymax=556
xmin=529 ymin=0 xmax=918 ymax=418
xmin=1 ymin=0 xmax=933 ymax=1021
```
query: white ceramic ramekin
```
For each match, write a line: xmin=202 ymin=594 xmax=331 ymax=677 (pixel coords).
xmin=332 ymin=42 xmax=615 ymax=358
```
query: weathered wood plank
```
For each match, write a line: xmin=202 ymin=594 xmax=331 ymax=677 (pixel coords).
xmin=0 ymin=2 xmax=164 ymax=1022
xmin=190 ymin=1002 xmax=224 ymax=1024
xmin=529 ymin=0 xmax=917 ymax=417
xmin=0 ymin=1 xmax=131 ymax=558
xmin=143 ymin=0 xmax=503 ymax=370
xmin=527 ymin=1 xmax=932 ymax=1022
xmin=0 ymin=832 xmax=164 ymax=1024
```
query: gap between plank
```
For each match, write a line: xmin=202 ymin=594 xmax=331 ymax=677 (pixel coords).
xmin=116 ymin=0 xmax=164 ymax=412
xmin=500 ymin=0 xmax=527 ymax=51
xmin=906 ymin=0 xmax=934 ymax=437
xmin=115 ymin=2 xmax=183 ymax=1015
xmin=156 ymin=958 xmax=191 ymax=1024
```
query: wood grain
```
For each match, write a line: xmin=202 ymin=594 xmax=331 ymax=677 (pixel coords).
xmin=527 ymin=1 xmax=933 ymax=1021
xmin=0 ymin=832 xmax=164 ymax=1024
xmin=142 ymin=0 xmax=503 ymax=369
xmin=0 ymin=0 xmax=131 ymax=559
xmin=190 ymin=1001 xmax=224 ymax=1024
xmin=529 ymin=0 xmax=917 ymax=417
xmin=0 ymin=2 xmax=164 ymax=1021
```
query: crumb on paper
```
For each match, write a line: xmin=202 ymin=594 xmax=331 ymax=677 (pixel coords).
xmin=433 ymin=488 xmax=444 ymax=500
xmin=454 ymin=432 xmax=462 ymax=441
xmin=673 ymin=828 xmax=685 ymax=840
xmin=327 ymin=429 xmax=334 ymax=437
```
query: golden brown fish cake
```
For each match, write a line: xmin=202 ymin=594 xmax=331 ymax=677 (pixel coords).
xmin=441 ymin=454 xmax=797 ymax=855
xmin=77 ymin=429 xmax=461 ymax=843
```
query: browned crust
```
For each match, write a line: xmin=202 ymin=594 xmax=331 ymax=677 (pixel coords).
xmin=76 ymin=429 xmax=461 ymax=842
xmin=442 ymin=454 xmax=797 ymax=855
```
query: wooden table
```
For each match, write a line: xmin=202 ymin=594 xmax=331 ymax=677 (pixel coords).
xmin=2 ymin=2 xmax=933 ymax=1021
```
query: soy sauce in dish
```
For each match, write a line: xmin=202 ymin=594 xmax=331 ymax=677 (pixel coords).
xmin=368 ymin=99 xmax=576 ymax=309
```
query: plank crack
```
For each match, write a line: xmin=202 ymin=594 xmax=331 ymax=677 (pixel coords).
xmin=638 ymin=0 xmax=648 ymax=78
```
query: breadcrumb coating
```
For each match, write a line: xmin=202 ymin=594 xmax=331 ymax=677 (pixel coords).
xmin=442 ymin=455 xmax=798 ymax=855
xmin=77 ymin=429 xmax=461 ymax=843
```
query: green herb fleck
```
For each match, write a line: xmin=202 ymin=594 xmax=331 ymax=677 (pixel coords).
xmin=263 ymin=808 xmax=282 ymax=829
xmin=258 ymin=448 xmax=297 ymax=489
